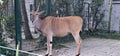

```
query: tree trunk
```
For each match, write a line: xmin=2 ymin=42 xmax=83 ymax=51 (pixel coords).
xmin=20 ymin=0 xmax=33 ymax=39
xmin=70 ymin=0 xmax=74 ymax=15
xmin=108 ymin=0 xmax=112 ymax=33
xmin=7 ymin=0 xmax=13 ymax=16
xmin=0 ymin=20 xmax=2 ymax=39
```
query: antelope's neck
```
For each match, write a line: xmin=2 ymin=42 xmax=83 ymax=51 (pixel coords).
xmin=33 ymin=17 xmax=43 ymax=30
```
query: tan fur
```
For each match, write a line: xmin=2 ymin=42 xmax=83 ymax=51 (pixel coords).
xmin=41 ymin=16 xmax=83 ymax=37
xmin=31 ymin=11 xmax=83 ymax=56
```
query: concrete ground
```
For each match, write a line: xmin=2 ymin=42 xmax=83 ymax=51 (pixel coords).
xmin=33 ymin=38 xmax=120 ymax=56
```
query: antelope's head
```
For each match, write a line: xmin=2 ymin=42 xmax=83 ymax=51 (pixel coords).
xmin=30 ymin=4 xmax=45 ymax=22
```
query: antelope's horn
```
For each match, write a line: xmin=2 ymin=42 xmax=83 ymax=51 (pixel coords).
xmin=40 ymin=11 xmax=45 ymax=14
xmin=36 ymin=3 xmax=40 ymax=12
xmin=32 ymin=4 xmax=35 ymax=11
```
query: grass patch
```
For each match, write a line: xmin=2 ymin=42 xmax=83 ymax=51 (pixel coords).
xmin=91 ymin=32 xmax=120 ymax=40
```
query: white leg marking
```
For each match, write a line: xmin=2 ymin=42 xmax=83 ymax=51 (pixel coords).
xmin=46 ymin=35 xmax=53 ymax=56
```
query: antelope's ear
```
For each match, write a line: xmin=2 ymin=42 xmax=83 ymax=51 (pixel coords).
xmin=30 ymin=10 xmax=35 ymax=15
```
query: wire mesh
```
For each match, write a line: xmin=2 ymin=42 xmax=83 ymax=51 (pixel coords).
xmin=0 ymin=46 xmax=43 ymax=56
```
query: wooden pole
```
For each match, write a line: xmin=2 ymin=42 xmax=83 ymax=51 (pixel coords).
xmin=108 ymin=0 xmax=112 ymax=33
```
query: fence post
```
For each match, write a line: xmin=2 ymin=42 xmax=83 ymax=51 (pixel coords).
xmin=14 ymin=0 xmax=22 ymax=50
xmin=46 ymin=0 xmax=51 ymax=16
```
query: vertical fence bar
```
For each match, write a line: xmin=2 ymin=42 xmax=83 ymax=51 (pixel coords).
xmin=46 ymin=0 xmax=51 ymax=16
xmin=14 ymin=0 xmax=22 ymax=50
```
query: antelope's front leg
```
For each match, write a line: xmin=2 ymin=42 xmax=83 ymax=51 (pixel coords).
xmin=45 ymin=35 xmax=53 ymax=56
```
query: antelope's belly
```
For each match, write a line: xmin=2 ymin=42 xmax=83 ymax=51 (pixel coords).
xmin=53 ymin=31 xmax=69 ymax=37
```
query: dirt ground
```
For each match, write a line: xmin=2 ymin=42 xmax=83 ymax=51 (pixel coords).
xmin=33 ymin=38 xmax=120 ymax=56
xmin=10 ymin=38 xmax=120 ymax=56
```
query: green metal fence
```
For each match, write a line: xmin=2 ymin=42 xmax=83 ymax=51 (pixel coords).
xmin=0 ymin=46 xmax=43 ymax=56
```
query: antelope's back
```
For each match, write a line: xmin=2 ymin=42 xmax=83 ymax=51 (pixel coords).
xmin=66 ymin=16 xmax=83 ymax=32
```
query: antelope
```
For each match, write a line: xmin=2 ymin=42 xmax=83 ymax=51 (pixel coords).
xmin=30 ymin=5 xmax=83 ymax=56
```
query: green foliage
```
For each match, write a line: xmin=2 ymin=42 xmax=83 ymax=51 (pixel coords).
xmin=0 ymin=0 xmax=15 ymax=38
xmin=0 ymin=1 xmax=15 ymax=53
xmin=0 ymin=39 xmax=7 ymax=46
xmin=4 ymin=15 xmax=15 ymax=38
xmin=93 ymin=32 xmax=120 ymax=40
xmin=0 ymin=48 xmax=15 ymax=56
xmin=0 ymin=15 xmax=15 ymax=38
xmin=87 ymin=0 xmax=105 ymax=32
xmin=72 ymin=0 xmax=84 ymax=16
xmin=51 ymin=0 xmax=84 ymax=16
xmin=0 ymin=38 xmax=15 ymax=56
xmin=37 ymin=0 xmax=84 ymax=16
xmin=83 ymin=29 xmax=120 ymax=40
xmin=79 ymin=29 xmax=120 ymax=40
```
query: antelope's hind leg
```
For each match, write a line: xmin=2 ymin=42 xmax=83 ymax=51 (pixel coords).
xmin=72 ymin=32 xmax=82 ymax=56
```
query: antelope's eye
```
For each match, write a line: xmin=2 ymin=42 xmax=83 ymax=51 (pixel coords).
xmin=36 ymin=14 xmax=38 ymax=15
xmin=30 ymin=14 xmax=32 ymax=15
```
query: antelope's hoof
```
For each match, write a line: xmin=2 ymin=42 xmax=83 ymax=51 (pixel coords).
xmin=76 ymin=53 xmax=80 ymax=56
xmin=34 ymin=31 xmax=38 ymax=34
xmin=45 ymin=54 xmax=52 ymax=56
xmin=45 ymin=54 xmax=48 ymax=56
